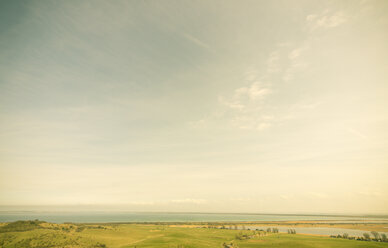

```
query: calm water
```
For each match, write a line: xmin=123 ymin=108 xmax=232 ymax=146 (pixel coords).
xmin=0 ymin=212 xmax=387 ymax=224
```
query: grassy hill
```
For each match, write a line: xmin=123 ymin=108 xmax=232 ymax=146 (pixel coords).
xmin=0 ymin=220 xmax=387 ymax=248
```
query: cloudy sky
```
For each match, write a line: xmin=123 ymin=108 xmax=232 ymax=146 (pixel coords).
xmin=0 ymin=0 xmax=387 ymax=214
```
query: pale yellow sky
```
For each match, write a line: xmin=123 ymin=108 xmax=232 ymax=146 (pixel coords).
xmin=0 ymin=0 xmax=387 ymax=214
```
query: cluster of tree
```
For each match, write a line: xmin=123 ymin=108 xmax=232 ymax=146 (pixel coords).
xmin=216 ymin=225 xmax=246 ymax=230
xmin=266 ymin=227 xmax=279 ymax=233
xmin=74 ymin=224 xmax=107 ymax=232
xmin=76 ymin=226 xmax=86 ymax=232
xmin=205 ymin=224 xmax=219 ymax=229
xmin=330 ymin=231 xmax=387 ymax=242
xmin=235 ymin=231 xmax=251 ymax=240
xmin=365 ymin=231 xmax=387 ymax=242
xmin=222 ymin=241 xmax=237 ymax=248
xmin=94 ymin=243 xmax=107 ymax=248
xmin=331 ymin=234 xmax=351 ymax=239
xmin=287 ymin=229 xmax=296 ymax=234
xmin=90 ymin=225 xmax=107 ymax=230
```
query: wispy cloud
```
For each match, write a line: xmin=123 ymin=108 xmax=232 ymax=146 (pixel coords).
xmin=218 ymin=80 xmax=271 ymax=112
xmin=283 ymin=44 xmax=309 ymax=82
xmin=219 ymin=81 xmax=270 ymax=111
xmin=289 ymin=46 xmax=306 ymax=60
xmin=283 ymin=9 xmax=347 ymax=82
xmin=234 ymin=82 xmax=271 ymax=101
xmin=218 ymin=79 xmax=273 ymax=130
xmin=306 ymin=11 xmax=347 ymax=31
xmin=191 ymin=45 xmax=286 ymax=132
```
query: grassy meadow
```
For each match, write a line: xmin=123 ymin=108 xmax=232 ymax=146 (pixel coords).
xmin=1 ymin=220 xmax=388 ymax=248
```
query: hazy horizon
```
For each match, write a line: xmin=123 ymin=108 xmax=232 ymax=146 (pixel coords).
xmin=1 ymin=0 xmax=387 ymax=215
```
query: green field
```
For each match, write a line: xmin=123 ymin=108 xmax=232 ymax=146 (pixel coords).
xmin=1 ymin=221 xmax=388 ymax=248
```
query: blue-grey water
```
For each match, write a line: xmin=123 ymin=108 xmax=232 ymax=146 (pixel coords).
xmin=0 ymin=212 xmax=387 ymax=224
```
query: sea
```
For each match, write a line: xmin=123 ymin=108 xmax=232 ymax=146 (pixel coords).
xmin=0 ymin=212 xmax=387 ymax=224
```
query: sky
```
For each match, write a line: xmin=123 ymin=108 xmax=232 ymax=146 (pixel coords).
xmin=0 ymin=0 xmax=387 ymax=214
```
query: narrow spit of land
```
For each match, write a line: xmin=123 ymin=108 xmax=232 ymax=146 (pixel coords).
xmin=0 ymin=220 xmax=388 ymax=248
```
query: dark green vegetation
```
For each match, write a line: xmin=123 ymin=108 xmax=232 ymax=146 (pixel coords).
xmin=1 ymin=220 xmax=388 ymax=248
xmin=0 ymin=220 xmax=46 ymax=233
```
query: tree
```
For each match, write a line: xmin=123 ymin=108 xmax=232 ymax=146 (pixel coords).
xmin=343 ymin=233 xmax=349 ymax=239
xmin=363 ymin=233 xmax=370 ymax=240
xmin=371 ymin=231 xmax=380 ymax=241
xmin=381 ymin=233 xmax=387 ymax=242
